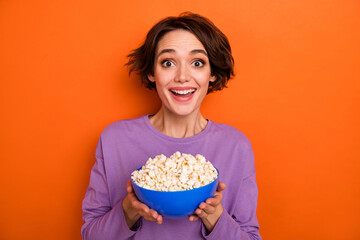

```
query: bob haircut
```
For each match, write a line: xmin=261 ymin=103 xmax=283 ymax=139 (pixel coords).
xmin=126 ymin=12 xmax=234 ymax=93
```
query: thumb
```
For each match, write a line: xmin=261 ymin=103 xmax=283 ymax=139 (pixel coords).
xmin=126 ymin=179 xmax=134 ymax=193
xmin=217 ymin=181 xmax=226 ymax=192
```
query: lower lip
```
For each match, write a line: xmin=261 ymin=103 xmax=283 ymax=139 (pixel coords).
xmin=170 ymin=91 xmax=196 ymax=102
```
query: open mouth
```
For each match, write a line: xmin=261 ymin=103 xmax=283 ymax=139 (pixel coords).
xmin=170 ymin=88 xmax=196 ymax=97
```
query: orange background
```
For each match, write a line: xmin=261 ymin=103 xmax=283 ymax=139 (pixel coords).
xmin=1 ymin=0 xmax=359 ymax=239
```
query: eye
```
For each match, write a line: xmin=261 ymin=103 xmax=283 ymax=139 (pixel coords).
xmin=192 ymin=60 xmax=205 ymax=67
xmin=161 ymin=60 xmax=175 ymax=68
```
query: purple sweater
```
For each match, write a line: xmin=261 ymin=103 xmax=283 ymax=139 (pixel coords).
xmin=81 ymin=115 xmax=261 ymax=240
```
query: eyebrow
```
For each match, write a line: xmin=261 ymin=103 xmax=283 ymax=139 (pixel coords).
xmin=157 ymin=48 xmax=208 ymax=57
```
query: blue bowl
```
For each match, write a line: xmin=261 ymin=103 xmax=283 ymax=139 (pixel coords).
xmin=131 ymin=168 xmax=219 ymax=219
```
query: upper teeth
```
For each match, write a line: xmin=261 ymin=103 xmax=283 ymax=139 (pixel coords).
xmin=172 ymin=89 xmax=195 ymax=94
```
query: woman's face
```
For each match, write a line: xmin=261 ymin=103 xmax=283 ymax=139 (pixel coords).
xmin=148 ymin=29 xmax=216 ymax=117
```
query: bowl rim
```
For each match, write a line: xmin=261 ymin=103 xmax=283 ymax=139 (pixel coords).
xmin=131 ymin=167 xmax=219 ymax=193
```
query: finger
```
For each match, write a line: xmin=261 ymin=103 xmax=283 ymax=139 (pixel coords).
xmin=150 ymin=210 xmax=163 ymax=224
xmin=217 ymin=181 xmax=226 ymax=192
xmin=138 ymin=206 xmax=151 ymax=217
xmin=205 ymin=193 xmax=223 ymax=206
xmin=126 ymin=180 xmax=134 ymax=193
xmin=188 ymin=215 xmax=199 ymax=221
xmin=143 ymin=209 xmax=162 ymax=224
xmin=142 ymin=209 xmax=157 ymax=221
xmin=157 ymin=214 xmax=163 ymax=224
xmin=195 ymin=208 xmax=208 ymax=219
xmin=129 ymin=196 xmax=150 ymax=215
xmin=127 ymin=193 xmax=163 ymax=223
xmin=127 ymin=189 xmax=150 ymax=212
xmin=150 ymin=209 xmax=159 ymax=219
xmin=199 ymin=202 xmax=216 ymax=214
xmin=127 ymin=191 xmax=141 ymax=205
xmin=202 ymin=190 xmax=223 ymax=207
xmin=143 ymin=215 xmax=157 ymax=222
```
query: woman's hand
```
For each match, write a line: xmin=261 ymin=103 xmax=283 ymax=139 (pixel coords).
xmin=122 ymin=179 xmax=163 ymax=229
xmin=188 ymin=181 xmax=226 ymax=232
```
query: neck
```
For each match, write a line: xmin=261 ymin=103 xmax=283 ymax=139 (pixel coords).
xmin=149 ymin=106 xmax=208 ymax=138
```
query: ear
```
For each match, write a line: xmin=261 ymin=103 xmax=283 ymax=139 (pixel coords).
xmin=209 ymin=75 xmax=216 ymax=83
xmin=148 ymin=74 xmax=155 ymax=82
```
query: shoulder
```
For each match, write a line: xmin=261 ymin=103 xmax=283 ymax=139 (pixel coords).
xmin=209 ymin=121 xmax=256 ymax=178
xmin=100 ymin=115 xmax=146 ymax=138
xmin=210 ymin=121 xmax=252 ymax=148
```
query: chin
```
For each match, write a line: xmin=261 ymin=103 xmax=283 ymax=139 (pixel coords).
xmin=167 ymin=105 xmax=200 ymax=117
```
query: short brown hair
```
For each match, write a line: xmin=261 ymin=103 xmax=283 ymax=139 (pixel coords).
xmin=126 ymin=12 xmax=234 ymax=93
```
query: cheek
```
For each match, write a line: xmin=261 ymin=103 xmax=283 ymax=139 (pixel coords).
xmin=154 ymin=76 xmax=168 ymax=90
xmin=196 ymin=72 xmax=212 ymax=86
xmin=153 ymin=69 xmax=173 ymax=85
xmin=154 ymin=79 xmax=169 ymax=99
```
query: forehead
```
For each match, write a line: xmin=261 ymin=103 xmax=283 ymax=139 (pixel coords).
xmin=156 ymin=29 xmax=206 ymax=54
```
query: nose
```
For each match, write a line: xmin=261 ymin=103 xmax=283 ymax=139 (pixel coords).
xmin=174 ymin=64 xmax=190 ymax=83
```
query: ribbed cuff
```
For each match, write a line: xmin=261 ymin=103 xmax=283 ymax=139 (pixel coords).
xmin=201 ymin=210 xmax=245 ymax=240
xmin=115 ymin=201 xmax=141 ymax=238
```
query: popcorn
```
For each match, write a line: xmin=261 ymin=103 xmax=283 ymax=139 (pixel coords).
xmin=131 ymin=151 xmax=218 ymax=191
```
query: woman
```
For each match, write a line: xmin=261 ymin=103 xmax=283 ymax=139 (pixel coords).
xmin=81 ymin=13 xmax=261 ymax=240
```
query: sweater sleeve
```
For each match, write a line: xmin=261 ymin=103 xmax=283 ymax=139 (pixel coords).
xmin=201 ymin=137 xmax=261 ymax=240
xmin=201 ymin=173 xmax=261 ymax=240
xmin=81 ymin=142 xmax=140 ymax=240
